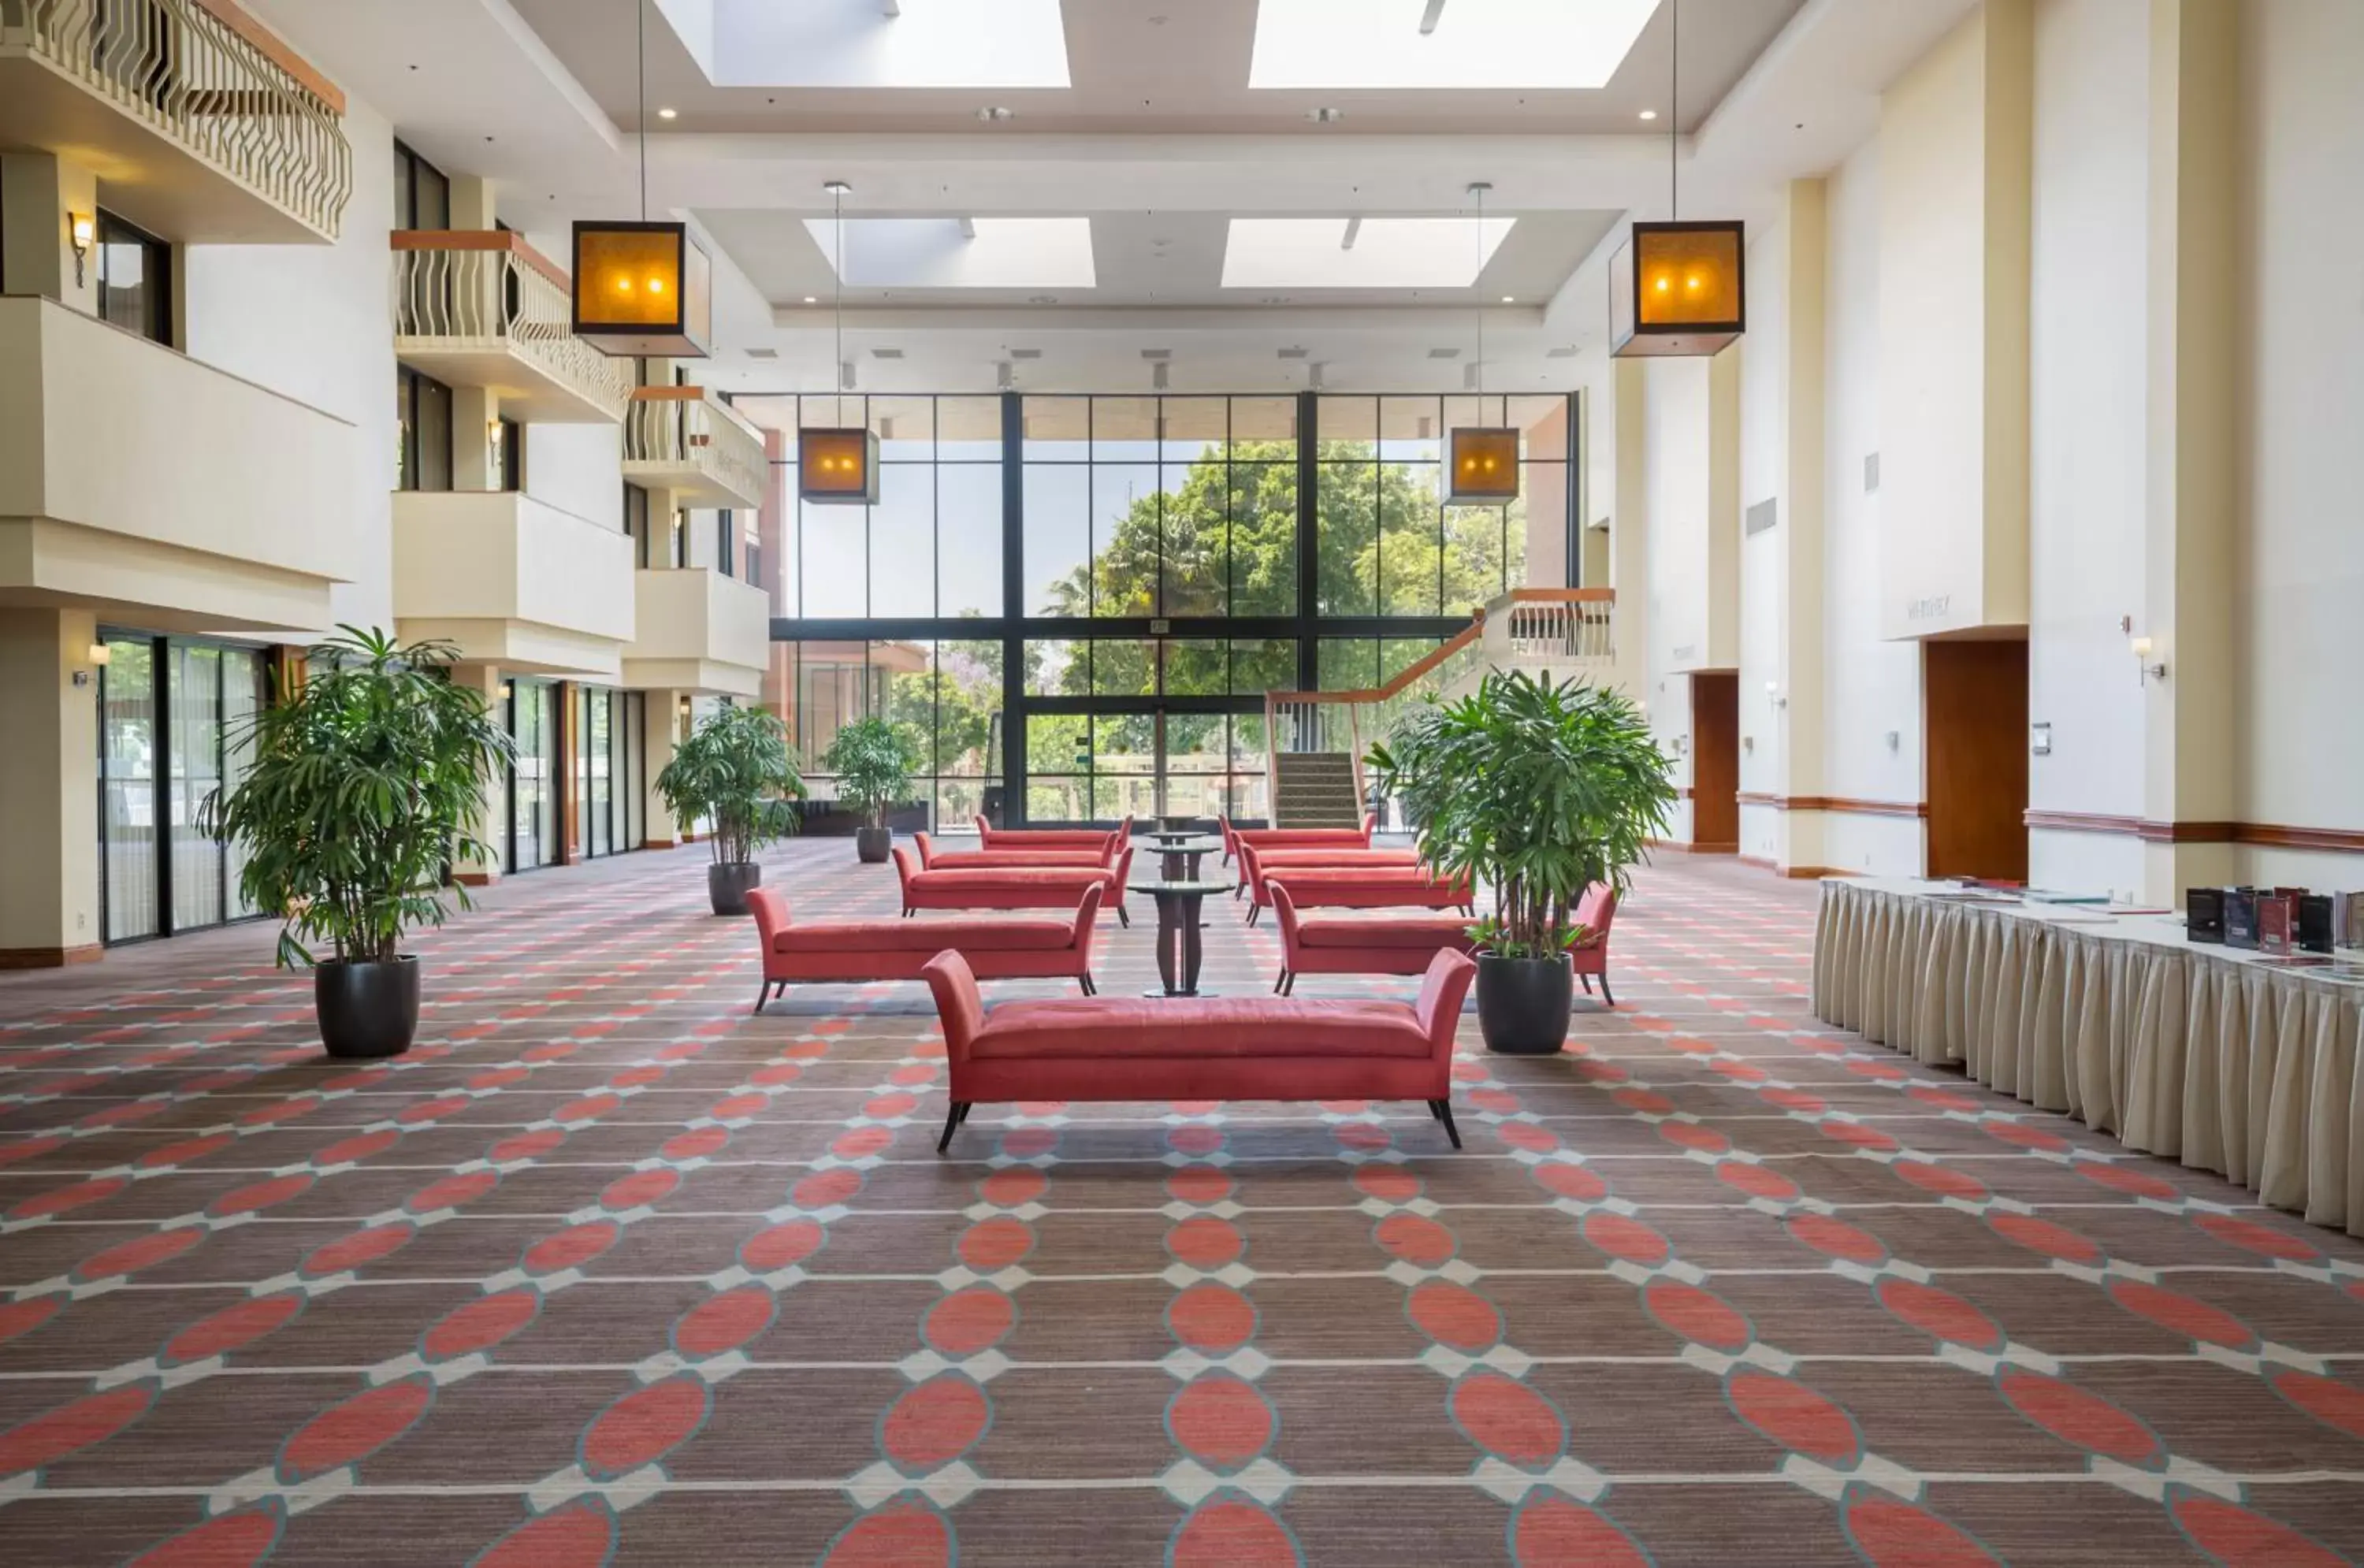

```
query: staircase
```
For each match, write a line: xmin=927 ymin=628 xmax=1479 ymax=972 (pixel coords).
xmin=1272 ymin=751 xmax=1364 ymax=828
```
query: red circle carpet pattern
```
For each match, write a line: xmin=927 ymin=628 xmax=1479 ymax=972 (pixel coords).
xmin=1 ymin=842 xmax=2362 ymax=1563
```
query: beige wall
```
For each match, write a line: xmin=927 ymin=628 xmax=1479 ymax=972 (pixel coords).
xmin=392 ymin=492 xmax=636 ymax=678
xmin=0 ymin=608 xmax=100 ymax=962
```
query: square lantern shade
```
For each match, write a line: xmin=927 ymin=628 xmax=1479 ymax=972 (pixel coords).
xmin=572 ymin=220 xmax=712 ymax=358
xmin=799 ymin=427 xmax=879 ymax=505
xmin=1447 ymin=427 xmax=1521 ymax=503
xmin=1609 ymin=220 xmax=1745 ymax=358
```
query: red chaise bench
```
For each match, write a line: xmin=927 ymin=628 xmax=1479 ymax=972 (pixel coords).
xmin=914 ymin=830 xmax=1113 ymax=871
xmin=1219 ymin=813 xmax=1376 ymax=864
xmin=746 ymin=886 xmax=1103 ymax=1011
xmin=976 ymin=814 xmax=1135 ymax=851
xmin=894 ymin=844 xmax=1135 ymax=927
xmin=1247 ymin=865 xmax=1473 ymax=925
xmin=1235 ymin=841 xmax=1422 ymax=908
xmin=920 ymin=947 xmax=1478 ymax=1152
xmin=1268 ymin=882 xmax=1478 ymax=994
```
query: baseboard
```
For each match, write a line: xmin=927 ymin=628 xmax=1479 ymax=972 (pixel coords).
xmin=1738 ymin=855 xmax=1853 ymax=880
xmin=1690 ymin=842 xmax=1738 ymax=855
xmin=0 ymin=943 xmax=103 ymax=970
xmin=452 ymin=871 xmax=497 ymax=887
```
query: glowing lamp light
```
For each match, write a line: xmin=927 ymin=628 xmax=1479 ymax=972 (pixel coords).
xmin=1447 ymin=427 xmax=1520 ymax=504
xmin=1609 ymin=220 xmax=1745 ymax=359
xmin=571 ymin=220 xmax=712 ymax=358
xmin=799 ymin=427 xmax=879 ymax=505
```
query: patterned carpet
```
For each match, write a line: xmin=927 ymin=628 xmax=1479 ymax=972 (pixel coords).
xmin=2 ymin=841 xmax=2362 ymax=1566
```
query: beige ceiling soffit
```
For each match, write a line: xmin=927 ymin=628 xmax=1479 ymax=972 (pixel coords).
xmin=478 ymin=0 xmax=625 ymax=153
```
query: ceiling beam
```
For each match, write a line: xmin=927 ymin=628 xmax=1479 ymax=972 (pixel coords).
xmin=1419 ymin=0 xmax=1448 ymax=35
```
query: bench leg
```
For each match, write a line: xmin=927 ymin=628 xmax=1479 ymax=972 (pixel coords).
xmin=1600 ymin=972 xmax=1615 ymax=1009
xmin=1245 ymin=905 xmax=1260 ymax=927
xmin=1578 ymin=972 xmax=1593 ymax=995
xmin=1428 ymin=1098 xmax=1463 ymax=1150
xmin=1077 ymin=972 xmax=1097 ymax=997
xmin=753 ymin=979 xmax=775 ymax=1016
xmin=1280 ymin=971 xmax=1295 ymax=996
xmin=1116 ymin=906 xmax=1130 ymax=929
xmin=936 ymin=1101 xmax=972 ymax=1154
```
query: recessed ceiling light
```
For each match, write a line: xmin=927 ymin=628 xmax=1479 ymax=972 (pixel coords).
xmin=1501 ymin=295 xmax=1515 ymax=304
xmin=1638 ymin=109 xmax=1657 ymax=121
xmin=802 ymin=295 xmax=818 ymax=304
xmin=657 ymin=106 xmax=678 ymax=121
xmin=977 ymin=106 xmax=1016 ymax=122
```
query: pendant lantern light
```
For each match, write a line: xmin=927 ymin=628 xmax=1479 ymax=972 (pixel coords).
xmin=573 ymin=0 xmax=711 ymax=357
xmin=1609 ymin=0 xmax=1743 ymax=358
xmin=799 ymin=180 xmax=879 ymax=505
xmin=1446 ymin=180 xmax=1518 ymax=504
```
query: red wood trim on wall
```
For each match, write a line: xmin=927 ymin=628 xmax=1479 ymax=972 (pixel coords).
xmin=2024 ymin=811 xmax=2364 ymax=853
xmin=1735 ymin=793 xmax=1927 ymax=819
xmin=392 ymin=229 xmax=573 ymax=291
xmin=0 ymin=945 xmax=103 ymax=970
xmin=1740 ymin=854 xmax=1857 ymax=880
xmin=193 ymin=0 xmax=347 ymax=113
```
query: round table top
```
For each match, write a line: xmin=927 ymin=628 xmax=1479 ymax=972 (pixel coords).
xmin=1142 ymin=834 xmax=1223 ymax=853
xmin=1126 ymin=877 xmax=1236 ymax=897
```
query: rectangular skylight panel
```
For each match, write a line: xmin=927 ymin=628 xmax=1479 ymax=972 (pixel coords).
xmin=803 ymin=217 xmax=1097 ymax=288
xmin=1221 ymin=217 xmax=1515 ymax=289
xmin=1250 ymin=0 xmax=1659 ymax=89
xmin=697 ymin=0 xmax=1069 ymax=88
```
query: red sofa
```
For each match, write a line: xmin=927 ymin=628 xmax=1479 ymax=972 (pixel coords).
xmin=894 ymin=845 xmax=1134 ymax=927
xmin=1247 ymin=866 xmax=1472 ymax=925
xmin=746 ymin=886 xmax=1102 ymax=1010
xmin=1235 ymin=842 xmax=1422 ymax=906
xmin=1268 ymin=882 xmax=1477 ymax=994
xmin=1220 ymin=813 xmax=1376 ymax=864
xmin=920 ymin=947 xmax=1478 ymax=1152
xmin=976 ymin=814 xmax=1135 ymax=851
xmin=914 ymin=831 xmax=1110 ymax=871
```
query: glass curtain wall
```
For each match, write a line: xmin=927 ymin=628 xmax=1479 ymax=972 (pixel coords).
xmin=748 ymin=391 xmax=1576 ymax=830
xmin=97 ymin=634 xmax=266 ymax=945
xmin=509 ymin=679 xmax=561 ymax=873
xmin=567 ymin=687 xmax=641 ymax=860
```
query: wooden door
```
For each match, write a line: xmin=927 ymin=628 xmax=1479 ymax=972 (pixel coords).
xmin=1923 ymin=637 xmax=2029 ymax=881
xmin=1688 ymin=671 xmax=1739 ymax=853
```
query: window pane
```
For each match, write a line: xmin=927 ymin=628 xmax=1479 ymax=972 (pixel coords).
xmin=1091 ymin=396 xmax=1157 ymax=460
xmin=929 ymin=639 xmax=1002 ymax=777
xmin=1509 ymin=393 xmax=1569 ymax=459
xmin=1091 ymin=462 xmax=1158 ymax=617
xmin=1022 ymin=466 xmax=1089 ymax=615
xmin=1166 ymin=712 xmax=1225 ymax=773
xmin=939 ymin=462 xmax=1003 ymax=616
xmin=1232 ymin=396 xmax=1298 ymax=455
xmin=1378 ymin=461 xmax=1441 ymax=615
xmin=222 ymin=649 xmax=263 ymax=916
xmin=1317 ymin=396 xmax=1378 ymax=454
xmin=868 ymin=461 xmax=934 ymax=617
xmin=868 ymin=395 xmax=934 ymax=458
xmin=1162 ymin=640 xmax=1229 ymax=697
xmin=1381 ymin=396 xmax=1443 ymax=460
xmin=1021 ymin=395 xmax=1088 ymax=458
xmin=1445 ymin=502 xmax=1507 ymax=611
xmin=1160 ymin=396 xmax=1227 ymax=462
xmin=1028 ymin=714 xmax=1089 ymax=776
xmin=168 ymin=644 xmax=224 ymax=931
xmin=1228 ymin=463 xmax=1296 ymax=616
xmin=1159 ymin=451 xmax=1224 ymax=618
xmin=1318 ymin=638 xmax=1378 ymax=692
xmin=1315 ymin=459 xmax=1376 ymax=615
xmin=416 ymin=377 xmax=452 ymax=491
xmin=939 ymin=396 xmax=1003 ymax=461
xmin=1024 ymin=638 xmax=1085 ymax=697
xmin=102 ymin=638 xmax=157 ymax=942
xmin=800 ymin=501 xmax=865 ymax=616
xmin=1090 ymin=640 xmax=1157 ymax=698
xmin=1228 ymin=638 xmax=1295 ymax=695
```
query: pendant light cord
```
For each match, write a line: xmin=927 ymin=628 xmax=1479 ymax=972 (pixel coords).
xmin=1669 ymin=0 xmax=1679 ymax=220
xmin=833 ymin=185 xmax=846 ymax=425
xmin=636 ymin=0 xmax=647 ymax=219
xmin=1473 ymin=184 xmax=1485 ymax=403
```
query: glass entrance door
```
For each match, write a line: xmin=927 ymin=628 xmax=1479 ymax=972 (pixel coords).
xmin=1019 ymin=705 xmax=1269 ymax=826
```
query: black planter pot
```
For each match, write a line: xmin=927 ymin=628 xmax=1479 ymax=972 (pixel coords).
xmin=314 ymin=957 xmax=421 ymax=1061
xmin=1475 ymin=953 xmax=1574 ymax=1055
xmin=855 ymin=826 xmax=893 ymax=864
xmin=708 ymin=860 xmax=763 ymax=916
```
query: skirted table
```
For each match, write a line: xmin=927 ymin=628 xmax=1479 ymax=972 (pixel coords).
xmin=1813 ymin=879 xmax=2364 ymax=1237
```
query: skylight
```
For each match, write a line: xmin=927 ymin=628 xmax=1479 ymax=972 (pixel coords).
xmin=802 ymin=217 xmax=1097 ymax=289
xmin=1221 ymin=217 xmax=1515 ymax=290
xmin=656 ymin=0 xmax=1069 ymax=89
xmin=1249 ymin=0 xmax=1659 ymax=90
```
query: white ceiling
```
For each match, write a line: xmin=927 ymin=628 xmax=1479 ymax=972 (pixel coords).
xmin=249 ymin=0 xmax=1979 ymax=392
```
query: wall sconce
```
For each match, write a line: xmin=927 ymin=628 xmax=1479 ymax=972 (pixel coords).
xmin=2129 ymin=634 xmax=2167 ymax=686
xmin=498 ymin=682 xmax=514 ymax=701
xmin=69 ymin=212 xmax=94 ymax=288
xmin=87 ymin=642 xmax=112 ymax=667
xmin=1764 ymin=678 xmax=1787 ymax=710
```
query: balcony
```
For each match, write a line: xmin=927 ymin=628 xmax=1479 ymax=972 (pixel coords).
xmin=0 ymin=295 xmax=355 ymax=630
xmin=392 ymin=232 xmax=634 ymax=424
xmin=621 ymin=388 xmax=768 ymax=509
xmin=392 ymin=492 xmax=635 ymax=680
xmin=621 ymin=567 xmax=771 ymax=699
xmin=0 ymin=0 xmax=351 ymax=243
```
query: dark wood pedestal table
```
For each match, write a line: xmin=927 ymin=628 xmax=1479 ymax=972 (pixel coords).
xmin=1142 ymin=832 xmax=1223 ymax=881
xmin=1127 ymin=875 xmax=1236 ymax=997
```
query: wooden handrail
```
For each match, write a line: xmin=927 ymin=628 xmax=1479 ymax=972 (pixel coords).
xmin=630 ymin=385 xmax=712 ymax=401
xmin=1505 ymin=587 xmax=1615 ymax=604
xmin=390 ymin=229 xmax=572 ymax=292
xmin=192 ymin=0 xmax=345 ymax=113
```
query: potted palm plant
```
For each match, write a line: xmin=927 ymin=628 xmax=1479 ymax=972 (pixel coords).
xmin=199 ymin=628 xmax=513 ymax=1061
xmin=822 ymin=716 xmax=920 ymax=864
xmin=654 ymin=704 xmax=805 ymax=915
xmin=1367 ymin=670 xmax=1674 ymax=1054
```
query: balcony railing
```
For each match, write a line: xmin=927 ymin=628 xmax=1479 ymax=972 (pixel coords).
xmin=1481 ymin=588 xmax=1617 ymax=670
xmin=392 ymin=232 xmax=634 ymax=422
xmin=622 ymin=388 xmax=768 ymax=509
xmin=0 ymin=0 xmax=351 ymax=240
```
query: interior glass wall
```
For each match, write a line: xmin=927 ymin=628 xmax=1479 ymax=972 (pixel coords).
xmin=784 ymin=641 xmax=1004 ymax=830
xmin=97 ymin=634 xmax=266 ymax=945
xmin=509 ymin=678 xmax=560 ymax=872
xmin=571 ymin=686 xmax=639 ymax=860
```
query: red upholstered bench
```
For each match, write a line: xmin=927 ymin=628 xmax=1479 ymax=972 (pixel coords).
xmin=1566 ymin=883 xmax=1622 ymax=1007
xmin=1219 ymin=813 xmax=1375 ymax=864
xmin=920 ymin=947 xmax=1478 ymax=1152
xmin=1236 ymin=841 xmax=1422 ymax=908
xmin=914 ymin=830 xmax=1112 ymax=871
xmin=976 ymin=814 xmax=1135 ymax=851
xmin=894 ymin=845 xmax=1134 ymax=927
xmin=1247 ymin=865 xmax=1472 ymax=925
xmin=747 ymin=886 xmax=1102 ymax=1011
xmin=1269 ymin=882 xmax=1478 ymax=994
